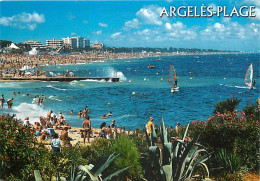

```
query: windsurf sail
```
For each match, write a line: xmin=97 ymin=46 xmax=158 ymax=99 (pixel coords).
xmin=168 ymin=65 xmax=177 ymax=88
xmin=244 ymin=64 xmax=253 ymax=88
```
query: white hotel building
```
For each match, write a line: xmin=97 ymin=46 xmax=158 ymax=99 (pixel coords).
xmin=62 ymin=36 xmax=90 ymax=49
xmin=46 ymin=38 xmax=64 ymax=49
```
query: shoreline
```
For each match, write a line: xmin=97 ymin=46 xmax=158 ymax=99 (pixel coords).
xmin=39 ymin=126 xmax=134 ymax=147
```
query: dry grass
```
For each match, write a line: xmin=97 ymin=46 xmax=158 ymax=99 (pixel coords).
xmin=243 ymin=173 xmax=259 ymax=181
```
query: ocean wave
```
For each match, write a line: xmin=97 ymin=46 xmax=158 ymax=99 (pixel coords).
xmin=220 ymin=84 xmax=251 ymax=89
xmin=12 ymin=102 xmax=49 ymax=124
xmin=46 ymin=84 xmax=67 ymax=91
xmin=70 ymin=80 xmax=78 ymax=86
xmin=48 ymin=95 xmax=62 ymax=102
xmin=80 ymin=79 xmax=106 ymax=82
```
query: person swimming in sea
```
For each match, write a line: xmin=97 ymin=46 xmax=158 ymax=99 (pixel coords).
xmin=101 ymin=114 xmax=108 ymax=119
xmin=108 ymin=111 xmax=112 ymax=116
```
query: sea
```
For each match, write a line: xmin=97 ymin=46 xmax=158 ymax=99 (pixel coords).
xmin=0 ymin=53 xmax=259 ymax=130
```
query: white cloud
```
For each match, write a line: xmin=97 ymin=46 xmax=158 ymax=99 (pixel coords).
xmin=136 ymin=5 xmax=163 ymax=25
xmin=242 ymin=0 xmax=260 ymax=6
xmin=98 ymin=23 xmax=108 ymax=27
xmin=123 ymin=5 xmax=166 ymax=30
xmin=111 ymin=32 xmax=121 ymax=38
xmin=94 ymin=30 xmax=102 ymax=35
xmin=208 ymin=3 xmax=217 ymax=12
xmin=172 ymin=21 xmax=185 ymax=29
xmin=70 ymin=32 xmax=76 ymax=36
xmin=124 ymin=18 xmax=140 ymax=29
xmin=0 ymin=12 xmax=45 ymax=30
xmin=254 ymin=7 xmax=260 ymax=21
xmin=201 ymin=21 xmax=259 ymax=40
xmin=164 ymin=21 xmax=197 ymax=40
xmin=165 ymin=22 xmax=171 ymax=30
xmin=214 ymin=23 xmax=225 ymax=32
xmin=82 ymin=20 xmax=88 ymax=24
xmin=135 ymin=29 xmax=151 ymax=36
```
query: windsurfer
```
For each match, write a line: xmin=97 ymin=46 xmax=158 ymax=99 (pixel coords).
xmin=251 ymin=80 xmax=256 ymax=88
xmin=174 ymin=79 xmax=178 ymax=88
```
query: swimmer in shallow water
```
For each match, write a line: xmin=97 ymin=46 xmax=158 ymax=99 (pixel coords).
xmin=101 ymin=114 xmax=108 ymax=119
xmin=108 ymin=111 xmax=112 ymax=116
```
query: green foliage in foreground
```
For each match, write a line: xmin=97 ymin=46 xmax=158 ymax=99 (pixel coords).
xmin=214 ymin=96 xmax=241 ymax=114
xmin=87 ymin=135 xmax=142 ymax=180
xmin=145 ymin=119 xmax=212 ymax=181
xmin=35 ymin=153 xmax=129 ymax=181
xmin=0 ymin=97 xmax=259 ymax=180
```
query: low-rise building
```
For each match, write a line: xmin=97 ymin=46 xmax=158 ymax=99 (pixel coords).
xmin=91 ymin=42 xmax=106 ymax=50
xmin=46 ymin=38 xmax=64 ymax=49
xmin=24 ymin=40 xmax=46 ymax=49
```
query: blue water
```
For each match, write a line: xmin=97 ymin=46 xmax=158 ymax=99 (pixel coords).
xmin=0 ymin=53 xmax=259 ymax=130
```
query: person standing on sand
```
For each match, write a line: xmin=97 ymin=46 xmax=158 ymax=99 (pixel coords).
xmin=82 ymin=116 xmax=91 ymax=144
xmin=60 ymin=127 xmax=71 ymax=148
xmin=100 ymin=122 xmax=107 ymax=138
xmin=51 ymin=133 xmax=61 ymax=152
xmin=175 ymin=122 xmax=180 ymax=134
xmin=106 ymin=125 xmax=112 ymax=139
xmin=147 ymin=117 xmax=154 ymax=137
xmin=110 ymin=120 xmax=116 ymax=128
xmin=0 ymin=95 xmax=4 ymax=108
xmin=47 ymin=110 xmax=53 ymax=121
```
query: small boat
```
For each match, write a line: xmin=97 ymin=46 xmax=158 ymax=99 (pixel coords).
xmin=156 ymin=58 xmax=162 ymax=61
xmin=168 ymin=65 xmax=179 ymax=92
xmin=148 ymin=64 xmax=155 ymax=69
xmin=244 ymin=64 xmax=255 ymax=89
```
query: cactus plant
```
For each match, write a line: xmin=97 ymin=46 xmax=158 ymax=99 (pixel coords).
xmin=34 ymin=153 xmax=128 ymax=181
xmin=145 ymin=118 xmax=212 ymax=181
xmin=71 ymin=153 xmax=129 ymax=181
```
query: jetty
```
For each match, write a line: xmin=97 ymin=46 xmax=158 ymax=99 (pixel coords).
xmin=0 ymin=77 xmax=120 ymax=82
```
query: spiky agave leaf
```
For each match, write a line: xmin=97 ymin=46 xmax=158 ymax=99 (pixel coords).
xmin=145 ymin=128 xmax=152 ymax=147
xmin=78 ymin=165 xmax=99 ymax=181
xmin=151 ymin=125 xmax=157 ymax=146
xmin=160 ymin=117 xmax=168 ymax=144
xmin=91 ymin=153 xmax=114 ymax=174
xmin=93 ymin=153 xmax=120 ymax=176
xmin=182 ymin=149 xmax=208 ymax=179
xmin=182 ymin=123 xmax=190 ymax=141
xmin=162 ymin=165 xmax=173 ymax=181
xmin=102 ymin=167 xmax=129 ymax=181
xmin=174 ymin=135 xmax=200 ymax=181
xmin=34 ymin=170 xmax=42 ymax=181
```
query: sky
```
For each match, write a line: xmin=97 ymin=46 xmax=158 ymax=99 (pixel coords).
xmin=0 ymin=0 xmax=259 ymax=51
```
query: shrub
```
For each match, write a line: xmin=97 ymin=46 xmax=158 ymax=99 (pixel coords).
xmin=189 ymin=110 xmax=259 ymax=171
xmin=109 ymin=134 xmax=142 ymax=180
xmin=214 ymin=96 xmax=241 ymax=114
xmin=0 ymin=116 xmax=40 ymax=179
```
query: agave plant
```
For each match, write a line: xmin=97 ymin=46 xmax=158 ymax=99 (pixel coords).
xmin=145 ymin=118 xmax=212 ymax=181
xmin=35 ymin=153 xmax=128 ymax=181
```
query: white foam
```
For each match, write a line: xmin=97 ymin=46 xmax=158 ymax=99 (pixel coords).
xmin=106 ymin=67 xmax=127 ymax=82
xmin=12 ymin=102 xmax=49 ymax=124
xmin=116 ymin=72 xmax=126 ymax=82
xmin=46 ymin=84 xmax=67 ymax=91
xmin=70 ymin=80 xmax=78 ymax=86
xmin=48 ymin=95 xmax=62 ymax=102
xmin=221 ymin=84 xmax=251 ymax=89
xmin=80 ymin=79 xmax=105 ymax=82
